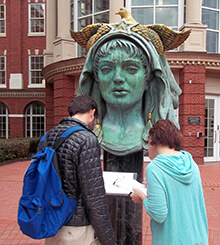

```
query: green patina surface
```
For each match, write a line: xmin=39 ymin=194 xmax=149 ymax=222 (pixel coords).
xmin=77 ymin=21 xmax=182 ymax=156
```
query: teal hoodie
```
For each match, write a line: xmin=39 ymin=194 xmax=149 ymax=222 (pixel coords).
xmin=143 ymin=151 xmax=208 ymax=245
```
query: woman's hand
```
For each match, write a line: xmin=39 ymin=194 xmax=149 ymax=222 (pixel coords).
xmin=130 ymin=188 xmax=147 ymax=204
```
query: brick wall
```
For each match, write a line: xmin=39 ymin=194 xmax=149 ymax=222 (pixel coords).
xmin=4 ymin=0 xmax=46 ymax=89
xmin=179 ymin=65 xmax=206 ymax=165
xmin=46 ymin=83 xmax=54 ymax=131
xmin=0 ymin=0 xmax=46 ymax=138
xmin=53 ymin=73 xmax=76 ymax=126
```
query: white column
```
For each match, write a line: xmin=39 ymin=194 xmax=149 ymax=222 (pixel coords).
xmin=109 ymin=0 xmax=124 ymax=23
xmin=53 ymin=0 xmax=76 ymax=62
xmin=57 ymin=0 xmax=71 ymax=38
xmin=179 ymin=0 xmax=207 ymax=52
xmin=44 ymin=0 xmax=56 ymax=66
xmin=185 ymin=0 xmax=201 ymax=24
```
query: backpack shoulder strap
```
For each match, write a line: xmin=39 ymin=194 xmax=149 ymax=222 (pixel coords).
xmin=37 ymin=133 xmax=47 ymax=151
xmin=53 ymin=126 xmax=86 ymax=151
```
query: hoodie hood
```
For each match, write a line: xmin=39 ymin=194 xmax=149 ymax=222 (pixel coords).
xmin=152 ymin=150 xmax=196 ymax=184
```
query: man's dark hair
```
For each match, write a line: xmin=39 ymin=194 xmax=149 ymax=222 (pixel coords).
xmin=68 ymin=95 xmax=98 ymax=117
xmin=149 ymin=119 xmax=182 ymax=151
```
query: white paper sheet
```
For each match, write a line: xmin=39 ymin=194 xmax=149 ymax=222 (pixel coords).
xmin=103 ymin=171 xmax=147 ymax=196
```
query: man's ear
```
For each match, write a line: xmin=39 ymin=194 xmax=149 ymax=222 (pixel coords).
xmin=90 ymin=109 xmax=96 ymax=118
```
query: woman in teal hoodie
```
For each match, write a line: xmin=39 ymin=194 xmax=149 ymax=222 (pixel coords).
xmin=131 ymin=119 xmax=208 ymax=245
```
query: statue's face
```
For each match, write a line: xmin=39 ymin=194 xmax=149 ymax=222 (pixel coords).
xmin=97 ymin=48 xmax=146 ymax=108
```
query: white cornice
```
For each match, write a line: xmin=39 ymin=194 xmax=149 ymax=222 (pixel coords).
xmin=42 ymin=57 xmax=86 ymax=82
xmin=167 ymin=57 xmax=220 ymax=70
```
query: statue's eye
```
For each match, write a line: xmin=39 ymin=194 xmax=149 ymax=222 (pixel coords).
xmin=126 ymin=66 xmax=138 ymax=74
xmin=100 ymin=66 xmax=112 ymax=74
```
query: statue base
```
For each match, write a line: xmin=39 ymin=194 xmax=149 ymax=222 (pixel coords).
xmin=104 ymin=151 xmax=143 ymax=245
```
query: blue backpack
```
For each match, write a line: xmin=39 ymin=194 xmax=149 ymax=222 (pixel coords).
xmin=17 ymin=126 xmax=86 ymax=239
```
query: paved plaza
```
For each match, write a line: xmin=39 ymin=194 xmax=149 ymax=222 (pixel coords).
xmin=0 ymin=160 xmax=219 ymax=244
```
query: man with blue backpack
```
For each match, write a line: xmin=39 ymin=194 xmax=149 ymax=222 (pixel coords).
xmin=45 ymin=95 xmax=116 ymax=245
xmin=25 ymin=95 xmax=116 ymax=245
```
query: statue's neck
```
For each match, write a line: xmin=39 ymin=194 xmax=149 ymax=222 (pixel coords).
xmin=102 ymin=100 xmax=145 ymax=145
xmin=105 ymin=101 xmax=144 ymax=127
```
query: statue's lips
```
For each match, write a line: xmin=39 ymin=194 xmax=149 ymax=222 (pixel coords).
xmin=112 ymin=89 xmax=129 ymax=96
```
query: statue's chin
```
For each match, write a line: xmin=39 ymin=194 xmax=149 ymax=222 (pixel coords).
xmin=100 ymin=139 xmax=143 ymax=156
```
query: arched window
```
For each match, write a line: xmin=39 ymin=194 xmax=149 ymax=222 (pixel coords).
xmin=0 ymin=102 xmax=9 ymax=138
xmin=25 ymin=101 xmax=45 ymax=138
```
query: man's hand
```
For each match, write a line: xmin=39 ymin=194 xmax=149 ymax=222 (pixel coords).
xmin=130 ymin=187 xmax=147 ymax=204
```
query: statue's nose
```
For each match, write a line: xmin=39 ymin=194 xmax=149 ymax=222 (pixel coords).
xmin=113 ymin=69 xmax=124 ymax=84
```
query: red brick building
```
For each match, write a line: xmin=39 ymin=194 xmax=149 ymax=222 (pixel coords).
xmin=0 ymin=0 xmax=46 ymax=138
xmin=42 ymin=1 xmax=220 ymax=165
xmin=1 ymin=1 xmax=219 ymax=244
xmin=1 ymin=0 xmax=220 ymax=165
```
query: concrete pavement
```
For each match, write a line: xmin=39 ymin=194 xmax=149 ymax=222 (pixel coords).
xmin=0 ymin=160 xmax=219 ymax=244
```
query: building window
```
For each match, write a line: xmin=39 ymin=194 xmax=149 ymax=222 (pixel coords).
xmin=70 ymin=0 xmax=109 ymax=57
xmin=202 ymin=0 xmax=219 ymax=53
xmin=29 ymin=3 xmax=45 ymax=34
xmin=29 ymin=55 xmax=44 ymax=87
xmin=0 ymin=56 xmax=6 ymax=85
xmin=0 ymin=102 xmax=9 ymax=139
xmin=0 ymin=4 xmax=5 ymax=35
xmin=25 ymin=102 xmax=45 ymax=138
xmin=125 ymin=0 xmax=184 ymax=36
xmin=205 ymin=98 xmax=215 ymax=157
xmin=127 ymin=0 xmax=183 ymax=30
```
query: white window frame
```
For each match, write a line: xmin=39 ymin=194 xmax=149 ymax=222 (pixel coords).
xmin=125 ymin=0 xmax=184 ymax=53
xmin=204 ymin=95 xmax=220 ymax=162
xmin=126 ymin=0 xmax=184 ymax=30
xmin=28 ymin=55 xmax=45 ymax=88
xmin=0 ymin=55 xmax=6 ymax=88
xmin=25 ymin=102 xmax=46 ymax=138
xmin=0 ymin=3 xmax=6 ymax=36
xmin=71 ymin=0 xmax=110 ymax=57
xmin=0 ymin=102 xmax=9 ymax=139
xmin=202 ymin=3 xmax=220 ymax=53
xmin=70 ymin=0 xmax=74 ymax=30
xmin=28 ymin=3 xmax=45 ymax=36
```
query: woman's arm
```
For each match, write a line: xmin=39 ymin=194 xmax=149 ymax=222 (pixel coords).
xmin=144 ymin=164 xmax=168 ymax=224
